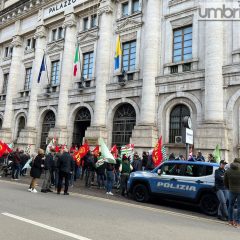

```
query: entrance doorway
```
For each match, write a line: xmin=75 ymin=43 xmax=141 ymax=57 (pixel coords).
xmin=112 ymin=104 xmax=136 ymax=148
xmin=72 ymin=108 xmax=91 ymax=146
xmin=40 ymin=111 xmax=56 ymax=149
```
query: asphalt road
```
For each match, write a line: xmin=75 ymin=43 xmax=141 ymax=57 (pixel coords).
xmin=0 ymin=180 xmax=239 ymax=240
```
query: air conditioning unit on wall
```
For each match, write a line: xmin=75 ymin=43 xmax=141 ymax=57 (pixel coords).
xmin=175 ymin=136 xmax=182 ymax=144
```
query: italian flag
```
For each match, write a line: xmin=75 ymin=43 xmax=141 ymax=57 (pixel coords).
xmin=73 ymin=45 xmax=79 ymax=77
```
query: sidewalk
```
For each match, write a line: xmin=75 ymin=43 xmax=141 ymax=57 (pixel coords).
xmin=0 ymin=172 xmax=133 ymax=203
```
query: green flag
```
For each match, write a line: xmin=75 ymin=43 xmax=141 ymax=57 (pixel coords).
xmin=213 ymin=144 xmax=221 ymax=163
xmin=99 ymin=138 xmax=116 ymax=164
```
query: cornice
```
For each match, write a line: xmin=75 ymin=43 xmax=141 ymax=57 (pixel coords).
xmin=164 ymin=6 xmax=199 ymax=19
xmin=0 ymin=0 xmax=56 ymax=29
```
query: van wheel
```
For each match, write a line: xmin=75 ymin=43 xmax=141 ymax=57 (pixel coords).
xmin=133 ymin=184 xmax=150 ymax=202
xmin=200 ymin=193 xmax=218 ymax=216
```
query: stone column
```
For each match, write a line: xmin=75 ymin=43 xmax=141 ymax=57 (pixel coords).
xmin=50 ymin=13 xmax=77 ymax=144
xmin=204 ymin=19 xmax=224 ymax=122
xmin=195 ymin=0 xmax=229 ymax=160
xmin=0 ymin=36 xmax=23 ymax=142
xmin=17 ymin=26 xmax=47 ymax=148
xmin=131 ymin=0 xmax=160 ymax=150
xmin=85 ymin=0 xmax=114 ymax=144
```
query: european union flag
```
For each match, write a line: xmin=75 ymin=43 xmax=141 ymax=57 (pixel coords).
xmin=37 ymin=55 xmax=46 ymax=83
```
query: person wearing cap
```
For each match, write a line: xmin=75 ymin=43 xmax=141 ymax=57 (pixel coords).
xmin=224 ymin=158 xmax=240 ymax=227
xmin=196 ymin=151 xmax=205 ymax=162
xmin=119 ymin=155 xmax=133 ymax=196
xmin=215 ymin=160 xmax=228 ymax=221
xmin=132 ymin=152 xmax=142 ymax=172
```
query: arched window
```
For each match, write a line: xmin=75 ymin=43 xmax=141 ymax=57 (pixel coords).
xmin=112 ymin=104 xmax=136 ymax=148
xmin=72 ymin=108 xmax=91 ymax=146
xmin=169 ymin=104 xmax=190 ymax=143
xmin=40 ymin=111 xmax=55 ymax=149
xmin=17 ymin=116 xmax=26 ymax=138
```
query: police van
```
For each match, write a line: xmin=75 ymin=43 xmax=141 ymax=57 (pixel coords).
xmin=127 ymin=161 xmax=219 ymax=215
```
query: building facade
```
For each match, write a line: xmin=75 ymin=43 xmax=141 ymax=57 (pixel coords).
xmin=0 ymin=0 xmax=239 ymax=161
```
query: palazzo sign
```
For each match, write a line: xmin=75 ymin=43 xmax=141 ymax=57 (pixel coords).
xmin=44 ymin=0 xmax=82 ymax=19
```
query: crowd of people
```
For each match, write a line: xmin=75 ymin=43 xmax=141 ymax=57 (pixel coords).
xmin=215 ymin=159 xmax=240 ymax=228
xmin=0 ymin=147 xmax=239 ymax=227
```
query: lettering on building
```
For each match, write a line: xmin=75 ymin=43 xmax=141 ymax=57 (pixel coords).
xmin=45 ymin=0 xmax=79 ymax=19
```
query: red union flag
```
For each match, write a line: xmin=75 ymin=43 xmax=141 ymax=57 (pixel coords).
xmin=0 ymin=141 xmax=7 ymax=157
xmin=152 ymin=136 xmax=163 ymax=167
xmin=92 ymin=145 xmax=100 ymax=157
xmin=110 ymin=145 xmax=118 ymax=158
xmin=73 ymin=143 xmax=89 ymax=165
xmin=0 ymin=140 xmax=13 ymax=156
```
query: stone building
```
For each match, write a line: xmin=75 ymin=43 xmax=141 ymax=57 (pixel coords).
xmin=0 ymin=0 xmax=239 ymax=161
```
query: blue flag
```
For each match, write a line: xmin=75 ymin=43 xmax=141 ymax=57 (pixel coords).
xmin=37 ymin=55 xmax=46 ymax=83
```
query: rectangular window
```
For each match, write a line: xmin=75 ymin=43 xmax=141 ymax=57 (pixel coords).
xmin=173 ymin=26 xmax=192 ymax=63
xmin=91 ymin=14 xmax=97 ymax=28
xmin=24 ymin=68 xmax=32 ymax=90
xmin=5 ymin=47 xmax=9 ymax=57
xmin=122 ymin=2 xmax=129 ymax=17
xmin=52 ymin=29 xmax=57 ymax=41
xmin=122 ymin=40 xmax=136 ymax=72
xmin=83 ymin=17 xmax=89 ymax=31
xmin=26 ymin=38 xmax=36 ymax=50
xmin=82 ymin=52 xmax=94 ymax=80
xmin=132 ymin=0 xmax=139 ymax=13
xmin=58 ymin=27 xmax=64 ymax=39
xmin=26 ymin=39 xmax=31 ymax=49
xmin=50 ymin=60 xmax=60 ymax=85
xmin=4 ymin=47 xmax=13 ymax=58
xmin=2 ymin=73 xmax=9 ymax=94
xmin=51 ymin=27 xmax=64 ymax=42
xmin=32 ymin=38 xmax=36 ymax=49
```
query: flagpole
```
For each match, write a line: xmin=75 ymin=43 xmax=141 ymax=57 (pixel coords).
xmin=43 ymin=50 xmax=50 ymax=85
xmin=78 ymin=43 xmax=82 ymax=80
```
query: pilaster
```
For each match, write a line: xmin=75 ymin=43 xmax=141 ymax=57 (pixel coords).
xmin=204 ymin=2 xmax=224 ymax=122
xmin=0 ymin=35 xmax=23 ymax=142
xmin=131 ymin=0 xmax=160 ymax=149
xmin=18 ymin=25 xmax=47 ymax=149
xmin=85 ymin=0 xmax=113 ymax=141
xmin=53 ymin=13 xmax=77 ymax=144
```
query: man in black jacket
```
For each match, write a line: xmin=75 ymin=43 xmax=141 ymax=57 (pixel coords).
xmin=224 ymin=158 xmax=240 ymax=227
xmin=41 ymin=148 xmax=55 ymax=193
xmin=215 ymin=160 xmax=228 ymax=221
xmin=57 ymin=147 xmax=74 ymax=195
xmin=83 ymin=151 xmax=95 ymax=188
